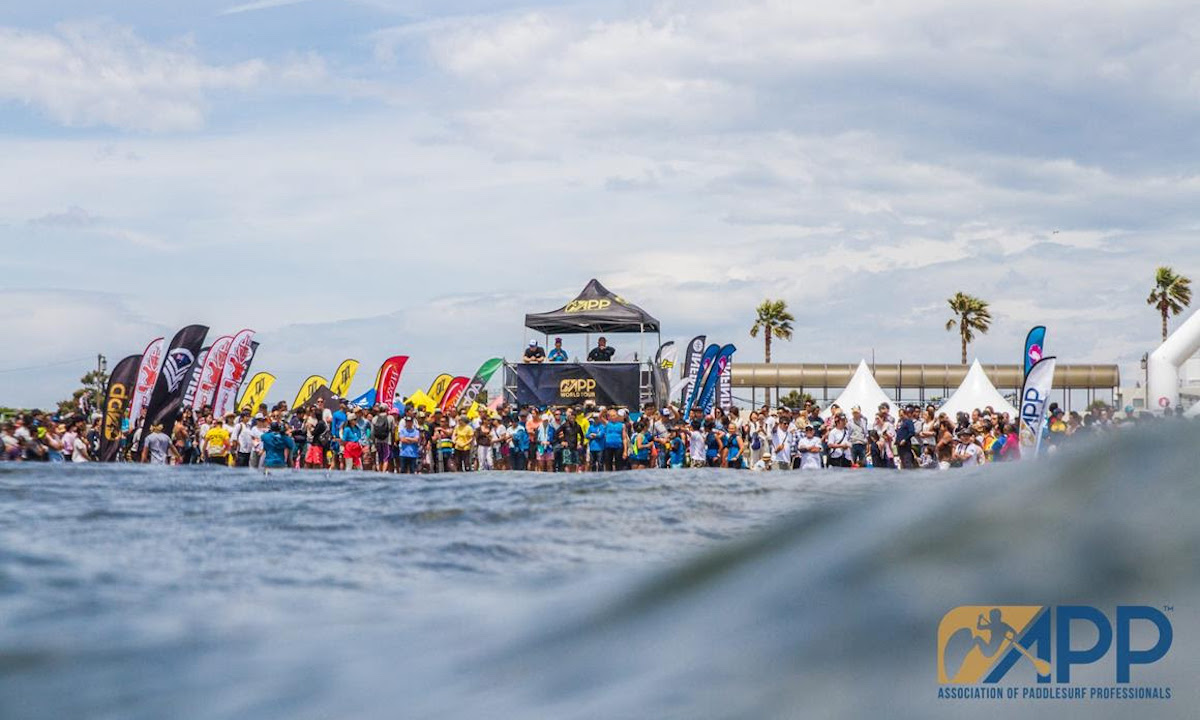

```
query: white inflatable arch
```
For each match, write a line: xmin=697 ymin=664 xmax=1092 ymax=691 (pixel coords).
xmin=1147 ymin=309 xmax=1200 ymax=412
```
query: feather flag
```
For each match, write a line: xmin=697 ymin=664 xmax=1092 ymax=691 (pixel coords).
xmin=330 ymin=359 xmax=360 ymax=397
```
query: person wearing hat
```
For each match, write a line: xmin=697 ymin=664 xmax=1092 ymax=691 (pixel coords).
xmin=372 ymin=408 xmax=396 ymax=472
xmin=794 ymin=425 xmax=822 ymax=470
xmin=430 ymin=415 xmax=453 ymax=473
xmin=951 ymin=428 xmax=983 ymax=467
xmin=201 ymin=418 xmax=233 ymax=466
xmin=261 ymin=421 xmax=296 ymax=469
xmin=523 ymin=340 xmax=546 ymax=363
xmin=330 ymin=400 xmax=349 ymax=461
xmin=251 ymin=413 xmax=271 ymax=468
xmin=232 ymin=412 xmax=259 ymax=467
xmin=340 ymin=411 xmax=365 ymax=470
xmin=825 ymin=415 xmax=853 ymax=468
xmin=141 ymin=423 xmax=178 ymax=465
xmin=585 ymin=412 xmax=605 ymax=472
xmin=231 ymin=410 xmax=254 ymax=467
xmin=547 ymin=338 xmax=568 ymax=363
xmin=769 ymin=410 xmax=793 ymax=471
xmin=397 ymin=415 xmax=421 ymax=474
xmin=453 ymin=411 xmax=476 ymax=471
xmin=587 ymin=336 xmax=615 ymax=362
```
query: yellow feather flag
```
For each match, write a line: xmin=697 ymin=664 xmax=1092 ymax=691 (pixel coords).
xmin=238 ymin=372 xmax=276 ymax=412
xmin=426 ymin=373 xmax=455 ymax=405
xmin=329 ymin=359 xmax=360 ymax=397
xmin=292 ymin=375 xmax=328 ymax=409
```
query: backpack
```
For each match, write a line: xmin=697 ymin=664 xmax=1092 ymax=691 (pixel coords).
xmin=751 ymin=433 xmax=762 ymax=451
xmin=373 ymin=415 xmax=391 ymax=441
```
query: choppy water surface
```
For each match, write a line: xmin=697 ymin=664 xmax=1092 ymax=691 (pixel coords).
xmin=1 ymin=427 xmax=1196 ymax=719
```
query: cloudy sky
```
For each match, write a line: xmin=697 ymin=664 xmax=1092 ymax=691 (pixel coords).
xmin=1 ymin=0 xmax=1197 ymax=408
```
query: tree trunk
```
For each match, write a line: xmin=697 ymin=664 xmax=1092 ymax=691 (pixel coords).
xmin=961 ymin=325 xmax=968 ymax=365
xmin=1163 ymin=308 xmax=1169 ymax=342
xmin=764 ymin=329 xmax=772 ymax=406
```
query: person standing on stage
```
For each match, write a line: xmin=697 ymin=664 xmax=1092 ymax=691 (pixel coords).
xmin=587 ymin=337 xmax=615 ymax=362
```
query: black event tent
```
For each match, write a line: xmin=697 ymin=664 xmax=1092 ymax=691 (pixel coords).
xmin=524 ymin=279 xmax=660 ymax=335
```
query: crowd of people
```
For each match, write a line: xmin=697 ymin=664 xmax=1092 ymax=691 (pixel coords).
xmin=1 ymin=392 xmax=1189 ymax=471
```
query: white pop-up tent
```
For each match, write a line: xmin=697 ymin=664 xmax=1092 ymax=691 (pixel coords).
xmin=938 ymin=359 xmax=1019 ymax=419
xmin=821 ymin=360 xmax=898 ymax=418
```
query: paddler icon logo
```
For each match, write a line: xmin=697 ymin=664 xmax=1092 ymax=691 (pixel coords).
xmin=939 ymin=607 xmax=1047 ymax=684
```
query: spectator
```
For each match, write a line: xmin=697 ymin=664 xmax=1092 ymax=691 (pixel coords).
xmin=795 ymin=425 xmax=822 ymax=470
xmin=261 ymin=422 xmax=296 ymax=469
xmin=142 ymin=423 xmax=179 ymax=465
xmin=397 ymin=416 xmax=422 ymax=474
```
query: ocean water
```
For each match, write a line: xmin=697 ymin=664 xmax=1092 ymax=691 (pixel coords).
xmin=0 ymin=426 xmax=1195 ymax=719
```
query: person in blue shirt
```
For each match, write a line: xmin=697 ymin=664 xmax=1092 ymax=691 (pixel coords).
xmin=396 ymin=416 xmax=422 ymax=474
xmin=331 ymin=400 xmax=348 ymax=461
xmin=668 ymin=428 xmax=686 ymax=468
xmin=724 ymin=427 xmax=744 ymax=469
xmin=587 ymin=415 xmax=605 ymax=472
xmin=261 ymin=422 xmax=296 ymax=469
xmin=511 ymin=421 xmax=530 ymax=471
xmin=547 ymin=338 xmax=568 ymax=363
xmin=629 ymin=420 xmax=652 ymax=469
xmin=602 ymin=409 xmax=628 ymax=472
xmin=704 ymin=420 xmax=722 ymax=467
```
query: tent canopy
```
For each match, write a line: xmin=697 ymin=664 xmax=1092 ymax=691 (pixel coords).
xmin=938 ymin=359 xmax=1019 ymax=418
xmin=820 ymin=360 xmax=898 ymax=419
xmin=525 ymin=279 xmax=660 ymax=335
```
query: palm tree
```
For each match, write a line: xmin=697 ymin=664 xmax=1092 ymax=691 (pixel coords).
xmin=1147 ymin=266 xmax=1193 ymax=342
xmin=750 ymin=299 xmax=794 ymax=406
xmin=945 ymin=292 xmax=992 ymax=365
xmin=750 ymin=299 xmax=794 ymax=364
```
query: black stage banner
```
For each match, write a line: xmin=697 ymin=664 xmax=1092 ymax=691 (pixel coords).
xmin=514 ymin=363 xmax=641 ymax=408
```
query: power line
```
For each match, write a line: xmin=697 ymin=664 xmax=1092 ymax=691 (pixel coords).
xmin=0 ymin=357 xmax=93 ymax=374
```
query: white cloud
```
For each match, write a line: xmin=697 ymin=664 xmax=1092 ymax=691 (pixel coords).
xmin=220 ymin=0 xmax=319 ymax=15
xmin=383 ymin=0 xmax=1200 ymax=172
xmin=29 ymin=205 xmax=99 ymax=228
xmin=0 ymin=22 xmax=334 ymax=132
